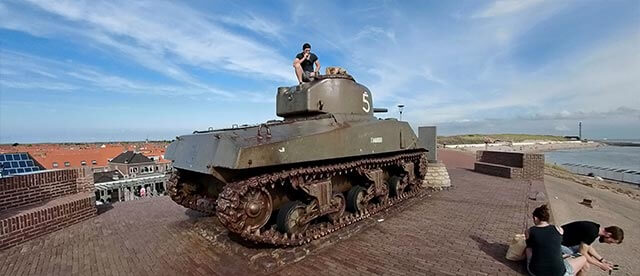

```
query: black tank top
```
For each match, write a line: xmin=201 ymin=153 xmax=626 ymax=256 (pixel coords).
xmin=527 ymin=225 xmax=566 ymax=276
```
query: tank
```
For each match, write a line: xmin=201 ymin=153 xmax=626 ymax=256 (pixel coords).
xmin=165 ymin=69 xmax=427 ymax=246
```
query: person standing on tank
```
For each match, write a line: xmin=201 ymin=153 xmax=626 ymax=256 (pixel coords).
xmin=293 ymin=43 xmax=320 ymax=83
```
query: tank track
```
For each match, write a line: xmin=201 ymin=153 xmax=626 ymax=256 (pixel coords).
xmin=216 ymin=151 xmax=427 ymax=246
xmin=167 ymin=171 xmax=217 ymax=215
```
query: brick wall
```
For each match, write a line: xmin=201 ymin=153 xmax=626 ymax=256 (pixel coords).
xmin=0 ymin=170 xmax=80 ymax=211
xmin=476 ymin=151 xmax=524 ymax=168
xmin=522 ymin=153 xmax=544 ymax=180
xmin=75 ymin=167 xmax=95 ymax=193
xmin=475 ymin=151 xmax=543 ymax=180
xmin=0 ymin=194 xmax=96 ymax=250
xmin=0 ymin=168 xmax=97 ymax=250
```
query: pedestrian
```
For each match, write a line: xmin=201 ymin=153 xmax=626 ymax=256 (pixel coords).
xmin=560 ymin=221 xmax=624 ymax=272
xmin=526 ymin=205 xmax=588 ymax=276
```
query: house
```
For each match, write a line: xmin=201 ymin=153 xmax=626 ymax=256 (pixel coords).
xmin=108 ymin=151 xmax=169 ymax=178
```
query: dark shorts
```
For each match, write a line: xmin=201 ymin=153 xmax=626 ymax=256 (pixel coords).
xmin=302 ymin=71 xmax=315 ymax=82
xmin=561 ymin=245 xmax=580 ymax=255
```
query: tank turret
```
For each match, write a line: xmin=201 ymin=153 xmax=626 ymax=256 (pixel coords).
xmin=276 ymin=74 xmax=373 ymax=118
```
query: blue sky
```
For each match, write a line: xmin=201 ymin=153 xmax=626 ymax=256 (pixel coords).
xmin=1 ymin=0 xmax=639 ymax=143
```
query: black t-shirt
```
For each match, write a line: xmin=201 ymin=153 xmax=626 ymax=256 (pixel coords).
xmin=561 ymin=221 xmax=600 ymax=246
xmin=527 ymin=225 xmax=566 ymax=276
xmin=295 ymin=52 xmax=318 ymax=73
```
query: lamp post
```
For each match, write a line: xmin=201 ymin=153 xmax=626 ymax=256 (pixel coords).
xmin=397 ymin=104 xmax=405 ymax=121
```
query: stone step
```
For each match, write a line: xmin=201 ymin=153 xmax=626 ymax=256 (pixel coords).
xmin=0 ymin=192 xmax=96 ymax=250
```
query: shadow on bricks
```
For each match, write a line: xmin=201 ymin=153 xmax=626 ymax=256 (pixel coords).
xmin=96 ymin=204 xmax=114 ymax=215
xmin=470 ymin=235 xmax=525 ymax=273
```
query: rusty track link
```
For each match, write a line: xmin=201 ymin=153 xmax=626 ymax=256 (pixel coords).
xmin=167 ymin=170 xmax=217 ymax=215
xmin=216 ymin=151 xmax=427 ymax=246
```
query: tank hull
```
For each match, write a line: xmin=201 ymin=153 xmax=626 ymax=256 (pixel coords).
xmin=166 ymin=116 xmax=419 ymax=182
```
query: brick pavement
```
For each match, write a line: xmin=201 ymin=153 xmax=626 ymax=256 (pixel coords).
xmin=0 ymin=150 xmax=543 ymax=275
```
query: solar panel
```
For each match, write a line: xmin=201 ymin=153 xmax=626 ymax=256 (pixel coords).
xmin=0 ymin=153 xmax=45 ymax=176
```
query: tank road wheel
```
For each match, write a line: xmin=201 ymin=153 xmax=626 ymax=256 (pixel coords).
xmin=388 ymin=176 xmax=403 ymax=197
xmin=327 ymin=193 xmax=346 ymax=222
xmin=243 ymin=189 xmax=273 ymax=231
xmin=347 ymin=185 xmax=367 ymax=213
xmin=277 ymin=201 xmax=309 ymax=234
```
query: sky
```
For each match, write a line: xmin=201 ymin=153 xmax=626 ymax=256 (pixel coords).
xmin=1 ymin=0 xmax=639 ymax=143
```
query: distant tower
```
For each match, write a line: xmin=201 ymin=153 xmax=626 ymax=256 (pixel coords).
xmin=397 ymin=104 xmax=405 ymax=121
xmin=579 ymin=121 xmax=582 ymax=140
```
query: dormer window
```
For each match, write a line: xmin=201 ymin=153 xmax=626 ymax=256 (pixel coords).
xmin=53 ymin=162 xmax=59 ymax=168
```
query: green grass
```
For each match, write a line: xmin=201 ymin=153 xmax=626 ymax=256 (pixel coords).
xmin=545 ymin=163 xmax=571 ymax=173
xmin=437 ymin=134 xmax=568 ymax=145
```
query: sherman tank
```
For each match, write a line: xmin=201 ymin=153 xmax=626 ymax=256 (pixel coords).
xmin=165 ymin=68 xmax=427 ymax=246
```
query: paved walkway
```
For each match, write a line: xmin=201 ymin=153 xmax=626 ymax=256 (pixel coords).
xmin=0 ymin=150 xmax=543 ymax=275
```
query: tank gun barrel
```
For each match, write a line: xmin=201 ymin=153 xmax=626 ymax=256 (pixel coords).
xmin=373 ymin=108 xmax=388 ymax=113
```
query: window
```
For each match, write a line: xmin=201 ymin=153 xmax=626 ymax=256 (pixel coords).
xmin=8 ymin=169 xmax=16 ymax=174
xmin=92 ymin=160 xmax=97 ymax=165
xmin=0 ymin=155 xmax=5 ymax=161
xmin=13 ymin=154 xmax=21 ymax=160
xmin=25 ymin=168 xmax=32 ymax=172
xmin=26 ymin=160 xmax=34 ymax=166
xmin=19 ymin=161 xmax=27 ymax=167
xmin=11 ymin=161 xmax=18 ymax=168
xmin=53 ymin=162 xmax=59 ymax=168
xmin=3 ymin=162 xmax=11 ymax=168
xmin=81 ymin=160 xmax=87 ymax=166
xmin=6 ymin=155 xmax=13 ymax=161
xmin=20 ymin=153 xmax=28 ymax=160
xmin=17 ymin=168 xmax=24 ymax=173
xmin=64 ymin=162 xmax=70 ymax=167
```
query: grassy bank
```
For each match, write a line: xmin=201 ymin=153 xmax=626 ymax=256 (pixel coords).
xmin=438 ymin=134 xmax=568 ymax=145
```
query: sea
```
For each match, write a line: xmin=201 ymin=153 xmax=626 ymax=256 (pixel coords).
xmin=545 ymin=140 xmax=640 ymax=184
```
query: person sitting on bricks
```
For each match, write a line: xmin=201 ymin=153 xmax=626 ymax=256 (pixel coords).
xmin=525 ymin=205 xmax=588 ymax=276
xmin=560 ymin=221 xmax=624 ymax=272
xmin=293 ymin=43 xmax=320 ymax=84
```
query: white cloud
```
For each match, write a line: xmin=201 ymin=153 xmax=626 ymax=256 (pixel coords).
xmin=0 ymin=50 xmax=226 ymax=96
xmin=472 ymin=0 xmax=545 ymax=18
xmin=3 ymin=0 xmax=295 ymax=84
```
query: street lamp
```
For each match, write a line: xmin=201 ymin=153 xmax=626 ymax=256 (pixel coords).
xmin=397 ymin=104 xmax=405 ymax=121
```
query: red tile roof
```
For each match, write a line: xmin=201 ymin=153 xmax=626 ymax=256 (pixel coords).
xmin=0 ymin=143 xmax=169 ymax=169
